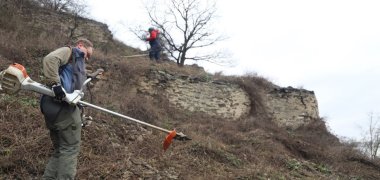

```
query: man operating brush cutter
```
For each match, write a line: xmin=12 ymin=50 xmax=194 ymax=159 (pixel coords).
xmin=0 ymin=63 xmax=191 ymax=166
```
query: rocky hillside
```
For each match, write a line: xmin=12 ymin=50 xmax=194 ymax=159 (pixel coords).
xmin=0 ymin=1 xmax=380 ymax=179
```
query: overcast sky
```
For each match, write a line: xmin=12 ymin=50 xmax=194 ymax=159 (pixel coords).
xmin=85 ymin=0 xmax=380 ymax=140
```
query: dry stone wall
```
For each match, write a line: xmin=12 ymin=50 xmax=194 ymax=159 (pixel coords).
xmin=165 ymin=78 xmax=251 ymax=120
xmin=137 ymin=70 xmax=320 ymax=129
xmin=265 ymin=87 xmax=319 ymax=129
xmin=138 ymin=70 xmax=251 ymax=120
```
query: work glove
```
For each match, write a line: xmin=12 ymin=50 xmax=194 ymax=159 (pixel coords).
xmin=52 ymin=84 xmax=66 ymax=101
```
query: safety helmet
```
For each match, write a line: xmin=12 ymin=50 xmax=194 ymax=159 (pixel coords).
xmin=148 ymin=27 xmax=154 ymax=32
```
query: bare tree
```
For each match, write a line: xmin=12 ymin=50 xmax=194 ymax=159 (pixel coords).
xmin=144 ymin=0 xmax=226 ymax=66
xmin=67 ymin=1 xmax=88 ymax=40
xmin=34 ymin=0 xmax=72 ymax=12
xmin=361 ymin=112 xmax=380 ymax=159
xmin=33 ymin=0 xmax=87 ymax=16
xmin=32 ymin=0 xmax=88 ymax=41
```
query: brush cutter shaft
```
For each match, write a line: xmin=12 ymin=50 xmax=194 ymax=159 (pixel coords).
xmin=122 ymin=54 xmax=148 ymax=58
xmin=79 ymin=101 xmax=171 ymax=134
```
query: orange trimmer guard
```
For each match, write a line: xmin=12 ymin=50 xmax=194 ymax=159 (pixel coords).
xmin=163 ymin=130 xmax=177 ymax=151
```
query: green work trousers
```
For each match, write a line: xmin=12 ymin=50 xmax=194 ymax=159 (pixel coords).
xmin=40 ymin=95 xmax=82 ymax=180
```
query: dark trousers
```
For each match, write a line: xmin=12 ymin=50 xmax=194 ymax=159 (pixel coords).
xmin=40 ymin=95 xmax=82 ymax=180
xmin=149 ymin=46 xmax=161 ymax=61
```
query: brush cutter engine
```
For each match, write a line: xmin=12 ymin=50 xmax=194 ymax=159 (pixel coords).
xmin=0 ymin=63 xmax=83 ymax=104
xmin=0 ymin=63 xmax=28 ymax=94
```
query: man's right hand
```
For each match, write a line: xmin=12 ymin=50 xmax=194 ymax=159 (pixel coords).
xmin=52 ymin=84 xmax=66 ymax=101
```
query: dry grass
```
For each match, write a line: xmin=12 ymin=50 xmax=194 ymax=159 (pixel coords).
xmin=0 ymin=94 xmax=49 ymax=179
xmin=0 ymin=1 xmax=379 ymax=179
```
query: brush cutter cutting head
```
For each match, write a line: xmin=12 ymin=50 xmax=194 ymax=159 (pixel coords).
xmin=163 ymin=130 xmax=177 ymax=151
xmin=0 ymin=63 xmax=28 ymax=95
xmin=163 ymin=130 xmax=191 ymax=151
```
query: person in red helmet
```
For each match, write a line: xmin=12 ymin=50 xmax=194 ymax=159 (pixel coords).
xmin=144 ymin=27 xmax=162 ymax=61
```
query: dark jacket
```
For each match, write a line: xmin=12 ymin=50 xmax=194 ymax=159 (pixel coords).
xmin=71 ymin=47 xmax=86 ymax=92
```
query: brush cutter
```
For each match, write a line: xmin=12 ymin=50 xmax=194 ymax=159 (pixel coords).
xmin=122 ymin=54 xmax=148 ymax=58
xmin=0 ymin=63 xmax=190 ymax=151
